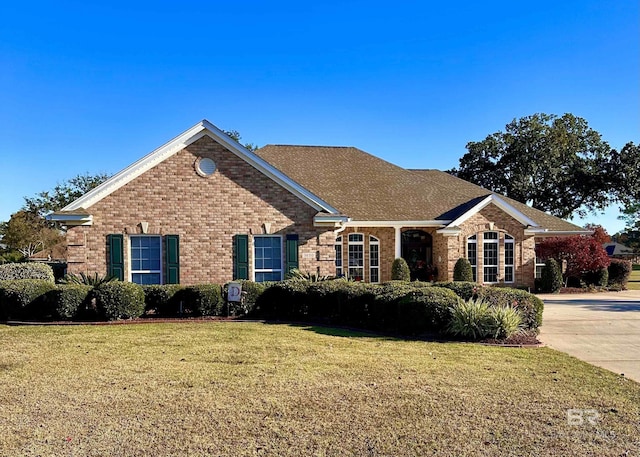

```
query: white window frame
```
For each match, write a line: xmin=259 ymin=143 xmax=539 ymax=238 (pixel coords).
xmin=369 ymin=235 xmax=380 ymax=283
xmin=253 ymin=235 xmax=283 ymax=282
xmin=467 ymin=235 xmax=477 ymax=282
xmin=535 ymin=243 xmax=547 ymax=279
xmin=483 ymin=232 xmax=499 ymax=283
xmin=348 ymin=233 xmax=365 ymax=281
xmin=335 ymin=236 xmax=343 ymax=278
xmin=504 ymin=234 xmax=515 ymax=283
xmin=129 ymin=235 xmax=163 ymax=285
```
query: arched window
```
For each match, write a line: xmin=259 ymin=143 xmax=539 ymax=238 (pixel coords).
xmin=504 ymin=234 xmax=514 ymax=283
xmin=483 ymin=232 xmax=499 ymax=283
xmin=467 ymin=235 xmax=477 ymax=282
xmin=348 ymin=233 xmax=364 ymax=280
xmin=369 ymin=236 xmax=380 ymax=283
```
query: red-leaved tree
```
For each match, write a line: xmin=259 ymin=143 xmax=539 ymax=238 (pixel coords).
xmin=536 ymin=236 xmax=610 ymax=280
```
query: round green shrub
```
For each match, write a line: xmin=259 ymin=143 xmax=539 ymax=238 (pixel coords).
xmin=397 ymin=287 xmax=460 ymax=335
xmin=254 ymin=280 xmax=311 ymax=319
xmin=586 ymin=268 xmax=609 ymax=288
xmin=476 ymin=287 xmax=543 ymax=330
xmin=391 ymin=258 xmax=411 ymax=281
xmin=50 ymin=284 xmax=92 ymax=320
xmin=0 ymin=263 xmax=55 ymax=283
xmin=0 ymin=279 xmax=56 ymax=320
xmin=540 ymin=258 xmax=563 ymax=293
xmin=453 ymin=258 xmax=474 ymax=282
xmin=608 ymin=259 xmax=632 ymax=287
xmin=142 ymin=284 xmax=184 ymax=316
xmin=94 ymin=281 xmax=145 ymax=320
xmin=183 ymin=284 xmax=223 ymax=316
xmin=434 ymin=281 xmax=479 ymax=301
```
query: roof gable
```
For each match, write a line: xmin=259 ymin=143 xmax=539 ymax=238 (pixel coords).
xmin=446 ymin=194 xmax=539 ymax=228
xmin=59 ymin=120 xmax=339 ymax=215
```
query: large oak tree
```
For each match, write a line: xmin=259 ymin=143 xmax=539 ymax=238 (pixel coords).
xmin=450 ymin=113 xmax=622 ymax=219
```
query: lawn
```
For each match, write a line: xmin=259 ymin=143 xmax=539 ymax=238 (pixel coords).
xmin=1 ymin=322 xmax=639 ymax=456
xmin=627 ymin=266 xmax=640 ymax=290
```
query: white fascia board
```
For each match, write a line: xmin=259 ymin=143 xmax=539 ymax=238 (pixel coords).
xmin=446 ymin=194 xmax=538 ymax=229
xmin=46 ymin=213 xmax=93 ymax=226
xmin=62 ymin=120 xmax=339 ymax=215
xmin=344 ymin=220 xmax=449 ymax=228
xmin=436 ymin=227 xmax=461 ymax=237
xmin=528 ymin=230 xmax=592 ymax=237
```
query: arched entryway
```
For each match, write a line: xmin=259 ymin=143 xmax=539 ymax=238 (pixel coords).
xmin=401 ymin=230 xmax=435 ymax=281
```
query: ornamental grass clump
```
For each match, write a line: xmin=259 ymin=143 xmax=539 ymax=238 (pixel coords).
xmin=447 ymin=298 xmax=524 ymax=340
xmin=447 ymin=298 xmax=492 ymax=340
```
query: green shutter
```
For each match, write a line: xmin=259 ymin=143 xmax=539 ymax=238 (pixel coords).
xmin=107 ymin=234 xmax=124 ymax=281
xmin=233 ymin=234 xmax=249 ymax=280
xmin=286 ymin=234 xmax=299 ymax=274
xmin=165 ymin=235 xmax=180 ymax=284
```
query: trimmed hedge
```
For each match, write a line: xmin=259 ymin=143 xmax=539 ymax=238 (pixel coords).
xmin=608 ymin=259 xmax=632 ymax=287
xmin=391 ymin=258 xmax=410 ymax=281
xmin=476 ymin=287 xmax=543 ymax=330
xmin=254 ymin=280 xmax=311 ymax=319
xmin=397 ymin=287 xmax=460 ymax=335
xmin=183 ymin=284 xmax=223 ymax=316
xmin=540 ymin=258 xmax=563 ymax=293
xmin=94 ymin=281 xmax=145 ymax=320
xmin=0 ymin=263 xmax=55 ymax=283
xmin=142 ymin=284 xmax=184 ymax=316
xmin=50 ymin=284 xmax=93 ymax=320
xmin=0 ymin=279 xmax=56 ymax=320
xmin=434 ymin=281 xmax=479 ymax=301
xmin=453 ymin=258 xmax=474 ymax=282
xmin=221 ymin=280 xmax=268 ymax=316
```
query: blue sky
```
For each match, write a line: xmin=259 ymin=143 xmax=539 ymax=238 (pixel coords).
xmin=1 ymin=1 xmax=638 ymax=234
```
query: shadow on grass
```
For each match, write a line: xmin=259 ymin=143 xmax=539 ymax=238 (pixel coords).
xmin=262 ymin=320 xmax=397 ymax=339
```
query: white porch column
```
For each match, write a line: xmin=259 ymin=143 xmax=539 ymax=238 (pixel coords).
xmin=394 ymin=226 xmax=402 ymax=259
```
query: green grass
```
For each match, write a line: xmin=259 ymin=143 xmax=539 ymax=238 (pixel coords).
xmin=1 ymin=322 xmax=639 ymax=456
xmin=627 ymin=268 xmax=640 ymax=290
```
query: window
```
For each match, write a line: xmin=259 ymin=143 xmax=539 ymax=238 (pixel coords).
xmin=130 ymin=235 xmax=162 ymax=285
xmin=535 ymin=243 xmax=546 ymax=279
xmin=335 ymin=236 xmax=343 ymax=277
xmin=348 ymin=233 xmax=364 ymax=280
xmin=483 ymin=232 xmax=499 ymax=283
xmin=504 ymin=234 xmax=514 ymax=283
xmin=369 ymin=236 xmax=380 ymax=283
xmin=254 ymin=236 xmax=283 ymax=282
xmin=467 ymin=235 xmax=477 ymax=282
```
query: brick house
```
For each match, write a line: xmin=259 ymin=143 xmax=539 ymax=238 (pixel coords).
xmin=49 ymin=120 xmax=588 ymax=288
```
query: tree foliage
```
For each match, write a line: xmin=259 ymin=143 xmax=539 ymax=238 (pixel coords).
xmin=535 ymin=236 xmax=610 ymax=281
xmin=223 ymin=129 xmax=258 ymax=152
xmin=585 ymin=224 xmax=611 ymax=244
xmin=23 ymin=173 xmax=110 ymax=220
xmin=0 ymin=211 xmax=62 ymax=257
xmin=450 ymin=113 xmax=624 ymax=219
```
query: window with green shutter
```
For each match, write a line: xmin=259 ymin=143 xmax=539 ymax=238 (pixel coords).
xmin=107 ymin=234 xmax=124 ymax=281
xmin=233 ymin=234 xmax=249 ymax=280
xmin=286 ymin=234 xmax=299 ymax=274
xmin=165 ymin=234 xmax=180 ymax=284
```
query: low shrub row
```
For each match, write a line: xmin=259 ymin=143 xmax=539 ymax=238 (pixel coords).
xmin=0 ymin=277 xmax=544 ymax=339
xmin=252 ymin=279 xmax=542 ymax=337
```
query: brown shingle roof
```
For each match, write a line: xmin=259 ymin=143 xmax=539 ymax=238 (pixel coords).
xmin=255 ymin=145 xmax=584 ymax=231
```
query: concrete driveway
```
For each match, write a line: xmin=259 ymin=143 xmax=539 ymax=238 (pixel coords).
xmin=538 ymin=290 xmax=640 ymax=383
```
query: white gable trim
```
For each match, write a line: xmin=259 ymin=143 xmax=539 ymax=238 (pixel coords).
xmin=61 ymin=120 xmax=340 ymax=214
xmin=445 ymin=194 xmax=538 ymax=229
